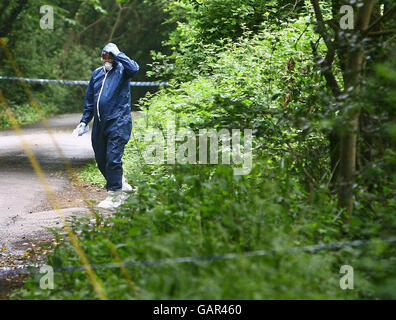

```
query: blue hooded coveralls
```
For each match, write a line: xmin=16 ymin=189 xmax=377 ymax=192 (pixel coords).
xmin=80 ymin=49 xmax=139 ymax=191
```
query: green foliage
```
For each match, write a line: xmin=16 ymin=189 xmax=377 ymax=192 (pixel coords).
xmin=0 ymin=0 xmax=173 ymax=129
xmin=148 ymin=16 xmax=331 ymax=189
xmin=78 ymin=161 xmax=107 ymax=187
xmin=12 ymin=118 xmax=396 ymax=298
xmin=0 ymin=102 xmax=58 ymax=129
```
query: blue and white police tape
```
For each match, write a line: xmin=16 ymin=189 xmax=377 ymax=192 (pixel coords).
xmin=1 ymin=236 xmax=395 ymax=277
xmin=0 ymin=76 xmax=169 ymax=87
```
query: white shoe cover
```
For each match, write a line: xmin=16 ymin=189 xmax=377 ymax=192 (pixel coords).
xmin=98 ymin=190 xmax=128 ymax=209
xmin=122 ymin=175 xmax=133 ymax=191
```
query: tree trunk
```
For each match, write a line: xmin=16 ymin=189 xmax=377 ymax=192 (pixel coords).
xmin=328 ymin=130 xmax=340 ymax=189
xmin=336 ymin=0 xmax=375 ymax=214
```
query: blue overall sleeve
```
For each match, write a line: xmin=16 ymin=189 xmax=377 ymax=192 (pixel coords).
xmin=115 ymin=52 xmax=140 ymax=78
xmin=80 ymin=74 xmax=95 ymax=124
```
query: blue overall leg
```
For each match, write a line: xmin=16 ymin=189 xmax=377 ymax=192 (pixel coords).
xmin=104 ymin=130 xmax=127 ymax=191
xmin=92 ymin=119 xmax=129 ymax=191
xmin=91 ymin=120 xmax=107 ymax=181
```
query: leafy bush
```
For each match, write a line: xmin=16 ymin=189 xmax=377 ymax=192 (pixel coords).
xmin=12 ymin=108 xmax=396 ymax=299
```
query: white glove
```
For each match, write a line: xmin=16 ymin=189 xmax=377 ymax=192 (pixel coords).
xmin=72 ymin=122 xmax=89 ymax=137
xmin=103 ymin=43 xmax=120 ymax=57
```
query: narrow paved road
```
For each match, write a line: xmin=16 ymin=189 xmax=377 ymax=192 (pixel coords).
xmin=0 ymin=112 xmax=141 ymax=296
xmin=0 ymin=113 xmax=101 ymax=252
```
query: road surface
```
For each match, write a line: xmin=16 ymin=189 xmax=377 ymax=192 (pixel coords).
xmin=0 ymin=113 xmax=112 ymax=297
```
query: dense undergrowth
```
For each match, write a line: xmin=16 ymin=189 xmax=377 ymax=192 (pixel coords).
xmin=12 ymin=117 xmax=396 ymax=298
xmin=0 ymin=103 xmax=59 ymax=130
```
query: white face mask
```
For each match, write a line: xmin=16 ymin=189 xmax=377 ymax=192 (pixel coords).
xmin=104 ymin=62 xmax=113 ymax=71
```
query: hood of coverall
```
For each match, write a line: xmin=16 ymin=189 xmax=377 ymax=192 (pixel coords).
xmin=101 ymin=43 xmax=118 ymax=70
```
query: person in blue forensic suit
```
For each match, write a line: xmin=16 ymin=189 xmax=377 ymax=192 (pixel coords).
xmin=74 ymin=43 xmax=139 ymax=209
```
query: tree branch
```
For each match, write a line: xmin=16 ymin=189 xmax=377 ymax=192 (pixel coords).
xmin=0 ymin=0 xmax=28 ymax=38
xmin=310 ymin=0 xmax=341 ymax=96
xmin=76 ymin=15 xmax=106 ymax=37
xmin=108 ymin=2 xmax=123 ymax=42
xmin=356 ymin=0 xmax=376 ymax=31
xmin=310 ymin=0 xmax=333 ymax=48
xmin=365 ymin=5 xmax=396 ymax=34
xmin=368 ymin=29 xmax=396 ymax=36
xmin=310 ymin=40 xmax=341 ymax=96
